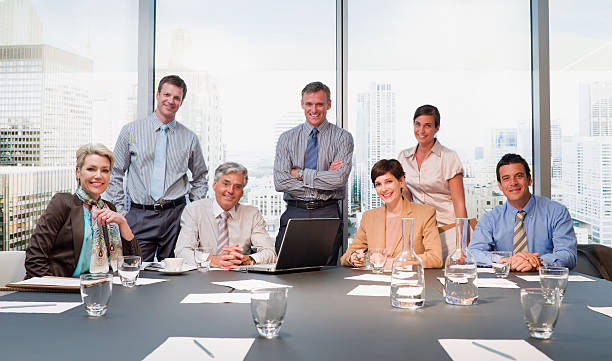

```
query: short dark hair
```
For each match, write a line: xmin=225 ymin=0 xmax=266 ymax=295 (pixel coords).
xmin=371 ymin=159 xmax=405 ymax=184
xmin=157 ymin=75 xmax=187 ymax=101
xmin=413 ymin=104 xmax=440 ymax=128
xmin=301 ymin=81 xmax=331 ymax=102
xmin=496 ymin=153 xmax=531 ymax=182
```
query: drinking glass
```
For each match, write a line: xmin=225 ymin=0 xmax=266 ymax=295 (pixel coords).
xmin=520 ymin=288 xmax=561 ymax=339
xmin=118 ymin=255 xmax=141 ymax=287
xmin=490 ymin=251 xmax=512 ymax=278
xmin=193 ymin=247 xmax=213 ymax=272
xmin=80 ymin=273 xmax=113 ymax=317
xmin=369 ymin=248 xmax=387 ymax=273
xmin=539 ymin=266 xmax=569 ymax=301
xmin=250 ymin=288 xmax=289 ymax=338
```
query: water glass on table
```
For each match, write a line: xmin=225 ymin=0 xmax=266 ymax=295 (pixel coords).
xmin=80 ymin=273 xmax=113 ymax=317
xmin=520 ymin=288 xmax=561 ymax=339
xmin=118 ymin=255 xmax=141 ymax=287
xmin=250 ymin=288 xmax=288 ymax=339
xmin=193 ymin=247 xmax=213 ymax=272
xmin=539 ymin=266 xmax=569 ymax=301
xmin=369 ymin=248 xmax=387 ymax=273
xmin=490 ymin=251 xmax=512 ymax=278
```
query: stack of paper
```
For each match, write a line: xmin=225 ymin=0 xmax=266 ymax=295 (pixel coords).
xmin=347 ymin=285 xmax=390 ymax=296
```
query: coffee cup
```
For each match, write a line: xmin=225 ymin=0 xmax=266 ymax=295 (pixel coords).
xmin=163 ymin=257 xmax=184 ymax=272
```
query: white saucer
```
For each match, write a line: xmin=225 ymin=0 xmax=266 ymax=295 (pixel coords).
xmin=158 ymin=268 xmax=189 ymax=275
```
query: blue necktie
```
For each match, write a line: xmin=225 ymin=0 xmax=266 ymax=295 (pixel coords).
xmin=150 ymin=124 xmax=168 ymax=201
xmin=304 ymin=128 xmax=318 ymax=170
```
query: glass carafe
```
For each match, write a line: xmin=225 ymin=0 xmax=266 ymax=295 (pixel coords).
xmin=390 ymin=218 xmax=425 ymax=308
xmin=444 ymin=218 xmax=478 ymax=305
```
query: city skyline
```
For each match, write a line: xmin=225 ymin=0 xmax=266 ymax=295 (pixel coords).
xmin=2 ymin=0 xmax=612 ymax=249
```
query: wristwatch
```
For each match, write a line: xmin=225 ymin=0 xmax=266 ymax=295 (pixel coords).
xmin=297 ymin=169 xmax=304 ymax=180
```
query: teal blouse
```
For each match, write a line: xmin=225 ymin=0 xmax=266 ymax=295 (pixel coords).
xmin=72 ymin=206 xmax=94 ymax=277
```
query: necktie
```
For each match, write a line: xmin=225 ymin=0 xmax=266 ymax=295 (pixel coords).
xmin=304 ymin=128 xmax=319 ymax=170
xmin=150 ymin=124 xmax=168 ymax=201
xmin=216 ymin=211 xmax=230 ymax=254
xmin=513 ymin=210 xmax=527 ymax=254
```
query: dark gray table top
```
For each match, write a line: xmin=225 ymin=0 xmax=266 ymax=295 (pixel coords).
xmin=0 ymin=267 xmax=610 ymax=360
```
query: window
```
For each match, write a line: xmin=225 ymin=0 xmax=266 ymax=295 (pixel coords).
xmin=155 ymin=0 xmax=336 ymax=237
xmin=347 ymin=0 xmax=532 ymax=237
xmin=550 ymin=0 xmax=612 ymax=246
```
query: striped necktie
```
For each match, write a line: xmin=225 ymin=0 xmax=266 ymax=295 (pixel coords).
xmin=513 ymin=210 xmax=527 ymax=254
xmin=150 ymin=124 xmax=168 ymax=201
xmin=216 ymin=211 xmax=230 ymax=254
xmin=304 ymin=128 xmax=319 ymax=170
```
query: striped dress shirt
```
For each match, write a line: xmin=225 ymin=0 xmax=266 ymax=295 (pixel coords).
xmin=105 ymin=112 xmax=208 ymax=213
xmin=274 ymin=120 xmax=354 ymax=201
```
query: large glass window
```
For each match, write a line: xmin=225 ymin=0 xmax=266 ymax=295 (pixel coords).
xmin=347 ymin=0 xmax=532 ymax=237
xmin=0 ymin=0 xmax=137 ymax=250
xmin=550 ymin=0 xmax=612 ymax=246
xmin=155 ymin=0 xmax=336 ymax=236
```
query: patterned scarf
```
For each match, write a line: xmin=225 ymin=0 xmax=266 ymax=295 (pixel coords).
xmin=75 ymin=186 xmax=123 ymax=273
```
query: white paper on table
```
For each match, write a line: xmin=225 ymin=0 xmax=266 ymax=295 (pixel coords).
xmin=10 ymin=277 xmax=80 ymax=287
xmin=143 ymin=337 xmax=255 ymax=361
xmin=344 ymin=274 xmax=391 ymax=282
xmin=587 ymin=306 xmax=612 ymax=318
xmin=0 ymin=301 xmax=82 ymax=314
xmin=439 ymin=339 xmax=552 ymax=361
xmin=516 ymin=275 xmax=595 ymax=282
xmin=211 ymin=279 xmax=292 ymax=291
xmin=112 ymin=277 xmax=167 ymax=286
xmin=437 ymin=277 xmax=519 ymax=289
xmin=477 ymin=268 xmax=495 ymax=274
xmin=181 ymin=293 xmax=251 ymax=304
xmin=347 ymin=284 xmax=390 ymax=297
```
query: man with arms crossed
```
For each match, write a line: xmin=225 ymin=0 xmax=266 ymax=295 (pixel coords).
xmin=274 ymin=81 xmax=354 ymax=265
xmin=469 ymin=153 xmax=577 ymax=271
xmin=175 ymin=162 xmax=275 ymax=268
xmin=106 ymin=75 xmax=208 ymax=261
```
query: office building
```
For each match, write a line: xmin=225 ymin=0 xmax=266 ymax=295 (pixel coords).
xmin=0 ymin=167 xmax=74 ymax=251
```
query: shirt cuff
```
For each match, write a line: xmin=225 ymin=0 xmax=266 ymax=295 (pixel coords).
xmin=303 ymin=168 xmax=316 ymax=188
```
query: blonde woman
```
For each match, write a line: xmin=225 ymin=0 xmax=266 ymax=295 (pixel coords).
xmin=25 ymin=143 xmax=140 ymax=278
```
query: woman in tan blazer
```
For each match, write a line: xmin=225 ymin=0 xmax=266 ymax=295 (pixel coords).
xmin=341 ymin=159 xmax=442 ymax=268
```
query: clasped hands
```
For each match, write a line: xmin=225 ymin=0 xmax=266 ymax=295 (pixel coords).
xmin=290 ymin=160 xmax=343 ymax=179
xmin=350 ymin=249 xmax=366 ymax=267
xmin=210 ymin=244 xmax=253 ymax=269
xmin=510 ymin=251 xmax=542 ymax=272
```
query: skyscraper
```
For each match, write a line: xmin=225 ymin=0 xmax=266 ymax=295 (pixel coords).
xmin=353 ymin=83 xmax=396 ymax=211
xmin=0 ymin=45 xmax=93 ymax=166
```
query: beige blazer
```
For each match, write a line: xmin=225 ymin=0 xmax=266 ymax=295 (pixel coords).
xmin=340 ymin=199 xmax=443 ymax=268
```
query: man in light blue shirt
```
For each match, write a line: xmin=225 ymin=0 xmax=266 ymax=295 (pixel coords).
xmin=469 ymin=153 xmax=577 ymax=271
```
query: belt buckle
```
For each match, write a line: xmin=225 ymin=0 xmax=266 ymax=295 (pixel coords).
xmin=305 ymin=201 xmax=318 ymax=210
xmin=153 ymin=202 xmax=164 ymax=212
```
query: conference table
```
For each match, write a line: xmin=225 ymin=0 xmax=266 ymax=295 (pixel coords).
xmin=0 ymin=267 xmax=610 ymax=360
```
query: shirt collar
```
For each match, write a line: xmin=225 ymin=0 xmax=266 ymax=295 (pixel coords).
xmin=406 ymin=138 xmax=441 ymax=158
xmin=303 ymin=119 xmax=330 ymax=134
xmin=152 ymin=112 xmax=177 ymax=132
xmin=506 ymin=193 xmax=535 ymax=215
xmin=212 ymin=199 xmax=237 ymax=218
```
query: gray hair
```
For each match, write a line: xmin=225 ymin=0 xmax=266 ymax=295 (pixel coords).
xmin=214 ymin=162 xmax=249 ymax=186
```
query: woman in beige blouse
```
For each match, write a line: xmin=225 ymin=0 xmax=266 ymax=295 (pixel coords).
xmin=397 ymin=105 xmax=467 ymax=261
xmin=340 ymin=159 xmax=442 ymax=269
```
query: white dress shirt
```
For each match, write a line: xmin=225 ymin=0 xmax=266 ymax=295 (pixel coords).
xmin=174 ymin=199 xmax=276 ymax=264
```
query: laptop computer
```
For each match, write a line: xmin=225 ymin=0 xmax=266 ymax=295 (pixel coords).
xmin=240 ymin=218 xmax=341 ymax=273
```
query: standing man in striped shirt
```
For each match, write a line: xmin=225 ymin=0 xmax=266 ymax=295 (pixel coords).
xmin=105 ymin=75 xmax=208 ymax=261
xmin=274 ymin=81 xmax=354 ymax=265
